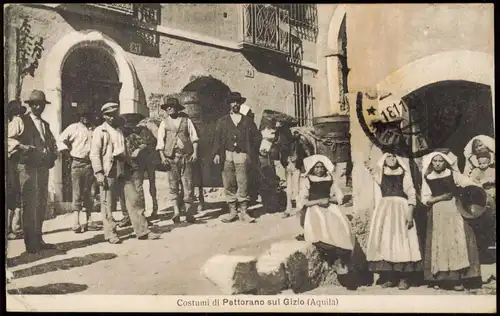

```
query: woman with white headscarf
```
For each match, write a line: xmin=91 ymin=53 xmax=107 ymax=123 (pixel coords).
xmin=364 ymin=153 xmax=422 ymax=290
xmin=463 ymin=135 xmax=495 ymax=177
xmin=421 ymin=151 xmax=482 ymax=291
xmin=297 ymin=154 xmax=355 ymax=282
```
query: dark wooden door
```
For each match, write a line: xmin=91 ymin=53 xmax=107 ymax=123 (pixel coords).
xmin=60 ymin=79 xmax=122 ymax=202
xmin=89 ymin=80 xmax=123 ymax=112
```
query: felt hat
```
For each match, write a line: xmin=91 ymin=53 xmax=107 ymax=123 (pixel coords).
xmin=25 ymin=90 xmax=51 ymax=105
xmin=7 ymin=100 xmax=27 ymax=116
xmin=161 ymin=97 xmax=185 ymax=111
xmin=101 ymin=102 xmax=120 ymax=115
xmin=457 ymin=185 xmax=488 ymax=219
xmin=227 ymin=92 xmax=247 ymax=104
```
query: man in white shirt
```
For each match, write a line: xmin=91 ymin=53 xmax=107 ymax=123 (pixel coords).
xmin=90 ymin=102 xmax=161 ymax=244
xmin=58 ymin=105 xmax=103 ymax=233
xmin=157 ymin=97 xmax=199 ymax=223
xmin=9 ymin=90 xmax=58 ymax=253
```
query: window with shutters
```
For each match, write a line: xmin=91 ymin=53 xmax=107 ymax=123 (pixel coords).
xmin=294 ymin=82 xmax=314 ymax=127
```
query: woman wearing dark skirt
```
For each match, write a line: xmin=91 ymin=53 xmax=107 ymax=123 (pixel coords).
xmin=365 ymin=153 xmax=422 ymax=290
xmin=421 ymin=151 xmax=482 ymax=291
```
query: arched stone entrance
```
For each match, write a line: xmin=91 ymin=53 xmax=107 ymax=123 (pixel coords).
xmin=322 ymin=5 xmax=347 ymax=116
xmin=43 ymin=30 xmax=141 ymax=207
xmin=351 ymin=49 xmax=495 ymax=219
xmin=376 ymin=50 xmax=495 ymax=110
xmin=181 ymin=76 xmax=231 ymax=188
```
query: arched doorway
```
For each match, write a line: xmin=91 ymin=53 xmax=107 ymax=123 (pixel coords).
xmin=402 ymin=80 xmax=493 ymax=172
xmin=323 ymin=5 xmax=348 ymax=116
xmin=181 ymin=76 xmax=231 ymax=187
xmin=351 ymin=50 xmax=495 ymax=222
xmin=60 ymin=47 xmax=122 ymax=202
xmin=43 ymin=30 xmax=141 ymax=207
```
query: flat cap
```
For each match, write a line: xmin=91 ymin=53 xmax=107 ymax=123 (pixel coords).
xmin=101 ymin=102 xmax=119 ymax=114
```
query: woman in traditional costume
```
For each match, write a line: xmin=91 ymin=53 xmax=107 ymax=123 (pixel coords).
xmin=297 ymin=155 xmax=355 ymax=282
xmin=463 ymin=135 xmax=495 ymax=177
xmin=421 ymin=151 xmax=483 ymax=291
xmin=365 ymin=153 xmax=422 ymax=290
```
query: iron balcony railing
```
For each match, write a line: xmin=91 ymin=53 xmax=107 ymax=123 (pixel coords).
xmin=91 ymin=3 xmax=134 ymax=15
xmin=240 ymin=4 xmax=291 ymax=55
xmin=88 ymin=3 xmax=161 ymax=26
xmin=240 ymin=4 xmax=318 ymax=56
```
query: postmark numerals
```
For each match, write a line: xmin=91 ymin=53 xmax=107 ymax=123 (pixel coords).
xmin=380 ymin=100 xmax=408 ymax=122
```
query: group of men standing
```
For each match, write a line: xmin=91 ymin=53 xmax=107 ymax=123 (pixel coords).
xmin=6 ymin=89 xmax=269 ymax=254
xmin=7 ymin=90 xmax=161 ymax=253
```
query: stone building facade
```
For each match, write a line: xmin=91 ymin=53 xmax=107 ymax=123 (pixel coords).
xmin=4 ymin=4 xmax=494 ymax=221
xmin=4 ymin=3 xmax=325 ymax=208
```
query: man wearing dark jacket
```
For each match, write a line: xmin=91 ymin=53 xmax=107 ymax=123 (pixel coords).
xmin=9 ymin=90 xmax=59 ymax=253
xmin=213 ymin=92 xmax=262 ymax=223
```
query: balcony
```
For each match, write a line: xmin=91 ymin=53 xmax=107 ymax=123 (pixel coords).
xmin=239 ymin=4 xmax=291 ymax=56
xmin=85 ymin=3 xmax=161 ymax=26
xmin=90 ymin=4 xmax=134 ymax=15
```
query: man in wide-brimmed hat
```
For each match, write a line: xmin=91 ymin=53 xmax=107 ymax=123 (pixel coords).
xmin=212 ymin=92 xmax=262 ymax=223
xmin=58 ymin=104 xmax=103 ymax=234
xmin=8 ymin=90 xmax=59 ymax=253
xmin=156 ymin=97 xmax=200 ymax=223
xmin=90 ymin=102 xmax=161 ymax=244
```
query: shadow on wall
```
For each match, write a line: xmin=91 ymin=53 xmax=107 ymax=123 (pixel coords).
xmin=241 ymin=50 xmax=301 ymax=82
xmin=7 ymin=283 xmax=89 ymax=295
xmin=60 ymin=7 xmax=160 ymax=58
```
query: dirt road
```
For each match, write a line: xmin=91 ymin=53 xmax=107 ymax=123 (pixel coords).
xmin=6 ymin=174 xmax=496 ymax=296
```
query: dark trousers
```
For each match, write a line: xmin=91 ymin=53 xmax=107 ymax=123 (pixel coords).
xmin=18 ymin=164 xmax=49 ymax=251
xmin=259 ymin=156 xmax=279 ymax=211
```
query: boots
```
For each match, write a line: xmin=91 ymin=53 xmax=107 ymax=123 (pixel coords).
xmin=221 ymin=202 xmax=238 ymax=223
xmin=238 ymin=201 xmax=256 ymax=223
xmin=184 ymin=202 xmax=196 ymax=223
xmin=172 ymin=199 xmax=181 ymax=224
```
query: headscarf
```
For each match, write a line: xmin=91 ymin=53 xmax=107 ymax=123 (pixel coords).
xmin=463 ymin=135 xmax=495 ymax=159
xmin=302 ymin=154 xmax=335 ymax=176
xmin=421 ymin=151 xmax=457 ymax=176
xmin=376 ymin=152 xmax=410 ymax=173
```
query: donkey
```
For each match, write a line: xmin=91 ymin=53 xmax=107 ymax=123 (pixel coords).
xmin=258 ymin=121 xmax=315 ymax=216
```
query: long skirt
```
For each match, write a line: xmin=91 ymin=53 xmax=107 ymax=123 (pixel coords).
xmin=366 ymin=197 xmax=422 ymax=272
xmin=303 ymin=204 xmax=354 ymax=251
xmin=423 ymin=197 xmax=481 ymax=282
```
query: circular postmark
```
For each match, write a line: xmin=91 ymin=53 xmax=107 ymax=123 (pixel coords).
xmin=356 ymin=91 xmax=462 ymax=159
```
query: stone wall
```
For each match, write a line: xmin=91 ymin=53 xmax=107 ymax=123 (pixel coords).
xmin=7 ymin=4 xmax=317 ymax=131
